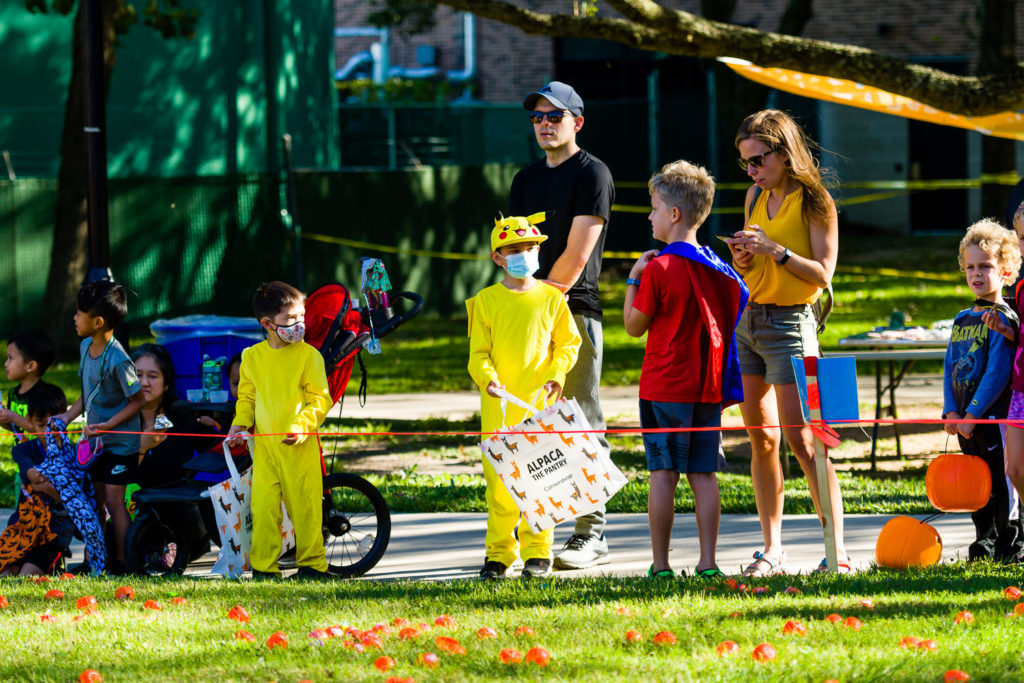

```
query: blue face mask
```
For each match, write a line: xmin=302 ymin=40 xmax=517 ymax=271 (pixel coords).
xmin=504 ymin=249 xmax=540 ymax=279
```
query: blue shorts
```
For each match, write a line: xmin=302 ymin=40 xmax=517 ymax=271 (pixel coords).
xmin=640 ymin=400 xmax=722 ymax=473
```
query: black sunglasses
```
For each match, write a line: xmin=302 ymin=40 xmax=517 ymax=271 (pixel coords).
xmin=737 ymin=149 xmax=775 ymax=171
xmin=529 ymin=110 xmax=570 ymax=125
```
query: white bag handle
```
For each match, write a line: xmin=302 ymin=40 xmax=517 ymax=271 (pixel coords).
xmin=492 ymin=386 xmax=544 ymax=430
xmin=222 ymin=436 xmax=254 ymax=482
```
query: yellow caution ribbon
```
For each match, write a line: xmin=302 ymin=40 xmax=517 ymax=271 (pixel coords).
xmin=302 ymin=233 xmax=487 ymax=260
xmin=303 ymin=233 xmax=966 ymax=284
xmin=616 ymin=174 xmax=1020 ymax=193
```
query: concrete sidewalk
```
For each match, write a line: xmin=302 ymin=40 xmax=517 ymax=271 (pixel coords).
xmin=362 ymin=512 xmax=974 ymax=580
xmin=27 ymin=511 xmax=973 ymax=581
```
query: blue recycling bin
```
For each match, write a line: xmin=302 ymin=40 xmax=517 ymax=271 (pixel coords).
xmin=150 ymin=315 xmax=264 ymax=400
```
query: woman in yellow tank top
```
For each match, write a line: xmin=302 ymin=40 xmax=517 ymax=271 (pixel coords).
xmin=723 ymin=110 xmax=845 ymax=577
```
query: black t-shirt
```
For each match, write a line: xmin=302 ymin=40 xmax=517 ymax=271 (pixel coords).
xmin=137 ymin=410 xmax=219 ymax=488
xmin=509 ymin=149 xmax=614 ymax=320
xmin=6 ymin=381 xmax=47 ymax=439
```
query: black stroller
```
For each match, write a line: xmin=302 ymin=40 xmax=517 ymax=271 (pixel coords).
xmin=124 ymin=275 xmax=422 ymax=577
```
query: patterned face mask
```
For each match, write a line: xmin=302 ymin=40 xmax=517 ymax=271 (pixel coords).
xmin=272 ymin=320 xmax=305 ymax=344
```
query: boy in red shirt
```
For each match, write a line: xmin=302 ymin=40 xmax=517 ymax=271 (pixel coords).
xmin=623 ymin=160 xmax=748 ymax=578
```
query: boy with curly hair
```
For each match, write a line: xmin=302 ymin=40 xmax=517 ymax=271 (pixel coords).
xmin=944 ymin=218 xmax=1024 ymax=562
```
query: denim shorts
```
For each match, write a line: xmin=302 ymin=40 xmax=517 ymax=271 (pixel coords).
xmin=640 ymin=399 xmax=722 ymax=473
xmin=736 ymin=303 xmax=819 ymax=384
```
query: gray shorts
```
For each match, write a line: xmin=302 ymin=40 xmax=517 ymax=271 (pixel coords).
xmin=736 ymin=303 xmax=819 ymax=384
xmin=640 ymin=400 xmax=722 ymax=473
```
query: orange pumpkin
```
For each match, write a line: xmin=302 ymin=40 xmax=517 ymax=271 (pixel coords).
xmin=875 ymin=516 xmax=943 ymax=569
xmin=926 ymin=454 xmax=991 ymax=512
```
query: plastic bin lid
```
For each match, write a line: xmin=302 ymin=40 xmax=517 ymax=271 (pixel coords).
xmin=150 ymin=315 xmax=264 ymax=340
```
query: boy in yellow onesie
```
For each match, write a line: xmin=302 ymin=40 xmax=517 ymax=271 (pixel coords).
xmin=467 ymin=213 xmax=581 ymax=579
xmin=227 ymin=281 xmax=333 ymax=579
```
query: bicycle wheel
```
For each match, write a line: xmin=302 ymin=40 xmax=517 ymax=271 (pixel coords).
xmin=124 ymin=511 xmax=191 ymax=576
xmin=322 ymin=473 xmax=390 ymax=577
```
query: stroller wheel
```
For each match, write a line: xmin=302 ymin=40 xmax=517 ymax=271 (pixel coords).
xmin=322 ymin=473 xmax=390 ymax=577
xmin=124 ymin=512 xmax=191 ymax=576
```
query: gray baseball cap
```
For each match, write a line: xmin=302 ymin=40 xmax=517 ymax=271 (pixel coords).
xmin=523 ymin=81 xmax=584 ymax=116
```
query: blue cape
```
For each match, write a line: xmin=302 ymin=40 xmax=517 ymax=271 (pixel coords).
xmin=658 ymin=241 xmax=749 ymax=406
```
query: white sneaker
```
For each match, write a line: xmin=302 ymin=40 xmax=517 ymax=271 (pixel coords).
xmin=553 ymin=534 xmax=610 ymax=570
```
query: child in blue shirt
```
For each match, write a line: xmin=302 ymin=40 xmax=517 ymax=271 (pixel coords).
xmin=943 ymin=219 xmax=1024 ymax=561
xmin=56 ymin=281 xmax=145 ymax=574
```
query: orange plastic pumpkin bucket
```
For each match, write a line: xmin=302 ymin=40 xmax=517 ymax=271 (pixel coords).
xmin=875 ymin=516 xmax=943 ymax=569
xmin=926 ymin=453 xmax=991 ymax=512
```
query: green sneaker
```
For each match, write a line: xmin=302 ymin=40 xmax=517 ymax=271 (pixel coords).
xmin=647 ymin=563 xmax=674 ymax=579
xmin=694 ymin=567 xmax=726 ymax=579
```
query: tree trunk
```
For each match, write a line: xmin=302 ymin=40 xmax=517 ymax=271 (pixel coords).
xmin=42 ymin=0 xmax=121 ymax=351
xmin=977 ymin=0 xmax=1017 ymax=220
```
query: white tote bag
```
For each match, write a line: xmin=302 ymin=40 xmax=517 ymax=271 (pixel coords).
xmin=210 ymin=438 xmax=296 ymax=578
xmin=480 ymin=389 xmax=627 ymax=533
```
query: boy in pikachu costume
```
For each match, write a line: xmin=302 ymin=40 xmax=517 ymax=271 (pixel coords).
xmin=467 ymin=213 xmax=581 ymax=579
xmin=228 ymin=281 xmax=334 ymax=579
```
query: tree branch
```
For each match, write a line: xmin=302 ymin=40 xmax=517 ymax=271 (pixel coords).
xmin=429 ymin=0 xmax=1024 ymax=116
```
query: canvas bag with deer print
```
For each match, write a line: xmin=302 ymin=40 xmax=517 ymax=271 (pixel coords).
xmin=210 ymin=438 xmax=296 ymax=578
xmin=479 ymin=389 xmax=627 ymax=533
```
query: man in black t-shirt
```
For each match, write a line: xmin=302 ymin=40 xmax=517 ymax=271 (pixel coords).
xmin=510 ymin=82 xmax=615 ymax=571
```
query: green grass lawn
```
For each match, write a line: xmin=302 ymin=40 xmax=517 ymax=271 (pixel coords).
xmin=2 ymin=565 xmax=1022 ymax=681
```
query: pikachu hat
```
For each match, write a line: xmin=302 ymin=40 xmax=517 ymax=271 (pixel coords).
xmin=490 ymin=212 xmax=549 ymax=251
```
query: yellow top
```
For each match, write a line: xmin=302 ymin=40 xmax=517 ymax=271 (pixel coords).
xmin=232 ymin=340 xmax=332 ymax=450
xmin=467 ymin=282 xmax=581 ymax=433
xmin=744 ymin=186 xmax=821 ymax=306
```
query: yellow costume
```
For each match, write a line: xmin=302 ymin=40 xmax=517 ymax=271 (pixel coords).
xmin=233 ymin=340 xmax=332 ymax=573
xmin=467 ymin=281 xmax=581 ymax=565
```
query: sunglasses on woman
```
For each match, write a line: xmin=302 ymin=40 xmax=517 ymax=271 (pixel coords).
xmin=737 ymin=149 xmax=775 ymax=171
xmin=528 ymin=110 xmax=570 ymax=125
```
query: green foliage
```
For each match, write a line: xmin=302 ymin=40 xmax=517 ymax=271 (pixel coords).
xmin=336 ymin=77 xmax=468 ymax=104
xmin=366 ymin=0 xmax=438 ymax=37
xmin=141 ymin=0 xmax=198 ymax=40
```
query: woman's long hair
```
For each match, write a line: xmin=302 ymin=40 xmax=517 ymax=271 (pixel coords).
xmin=735 ymin=109 xmax=835 ymax=226
xmin=131 ymin=343 xmax=176 ymax=414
